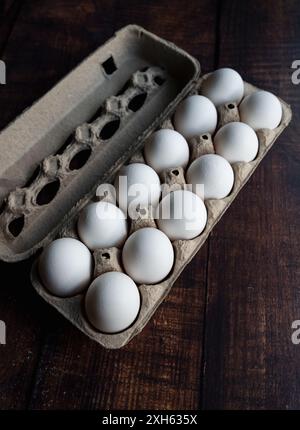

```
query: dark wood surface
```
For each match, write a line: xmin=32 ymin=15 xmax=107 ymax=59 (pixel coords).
xmin=0 ymin=0 xmax=299 ymax=410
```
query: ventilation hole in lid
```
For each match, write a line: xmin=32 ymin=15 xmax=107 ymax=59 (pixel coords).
xmin=69 ymin=148 xmax=92 ymax=171
xmin=36 ymin=179 xmax=60 ymax=206
xmin=25 ymin=165 xmax=40 ymax=187
xmin=99 ymin=118 xmax=120 ymax=140
xmin=128 ymin=92 xmax=147 ymax=112
xmin=172 ymin=169 xmax=179 ymax=176
xmin=102 ymin=55 xmax=117 ymax=75
xmin=8 ymin=215 xmax=25 ymax=237
xmin=55 ymin=133 xmax=74 ymax=155
xmin=202 ymin=134 xmax=208 ymax=140
xmin=228 ymin=103 xmax=235 ymax=109
xmin=102 ymin=252 xmax=110 ymax=260
xmin=154 ymin=76 xmax=165 ymax=86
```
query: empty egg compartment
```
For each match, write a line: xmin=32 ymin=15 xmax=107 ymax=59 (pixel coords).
xmin=0 ymin=24 xmax=199 ymax=262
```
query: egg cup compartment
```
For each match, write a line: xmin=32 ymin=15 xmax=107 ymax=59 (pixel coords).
xmin=216 ymin=102 xmax=240 ymax=128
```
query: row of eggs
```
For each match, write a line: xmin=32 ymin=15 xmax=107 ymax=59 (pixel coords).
xmin=38 ymin=68 xmax=283 ymax=335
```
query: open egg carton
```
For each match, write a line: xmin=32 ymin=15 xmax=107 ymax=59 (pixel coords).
xmin=0 ymin=25 xmax=291 ymax=348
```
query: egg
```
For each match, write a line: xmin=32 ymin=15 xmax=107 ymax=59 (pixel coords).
xmin=200 ymin=68 xmax=244 ymax=107
xmin=115 ymin=163 xmax=161 ymax=213
xmin=214 ymin=122 xmax=259 ymax=163
xmin=239 ymin=90 xmax=282 ymax=130
xmin=85 ymin=271 xmax=140 ymax=333
xmin=144 ymin=129 xmax=190 ymax=174
xmin=186 ymin=154 xmax=234 ymax=200
xmin=157 ymin=190 xmax=207 ymax=240
xmin=38 ymin=238 xmax=93 ymax=297
xmin=174 ymin=95 xmax=217 ymax=139
xmin=77 ymin=201 xmax=127 ymax=250
xmin=122 ymin=227 xmax=174 ymax=284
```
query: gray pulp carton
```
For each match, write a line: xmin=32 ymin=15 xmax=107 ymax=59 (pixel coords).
xmin=0 ymin=25 xmax=292 ymax=348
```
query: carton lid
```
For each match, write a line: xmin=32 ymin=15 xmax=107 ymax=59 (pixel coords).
xmin=0 ymin=25 xmax=200 ymax=262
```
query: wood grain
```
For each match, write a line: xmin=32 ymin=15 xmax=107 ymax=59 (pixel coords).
xmin=0 ymin=0 xmax=45 ymax=410
xmin=201 ymin=0 xmax=300 ymax=410
xmin=0 ymin=1 xmax=22 ymax=55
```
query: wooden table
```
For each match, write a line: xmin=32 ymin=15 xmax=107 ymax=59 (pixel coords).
xmin=0 ymin=0 xmax=299 ymax=410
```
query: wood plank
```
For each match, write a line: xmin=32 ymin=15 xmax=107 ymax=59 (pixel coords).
xmin=0 ymin=256 xmax=45 ymax=409
xmin=0 ymin=1 xmax=23 ymax=56
xmin=201 ymin=0 xmax=300 ymax=410
xmin=0 ymin=0 xmax=219 ymax=410
xmin=0 ymin=1 xmax=46 ymax=411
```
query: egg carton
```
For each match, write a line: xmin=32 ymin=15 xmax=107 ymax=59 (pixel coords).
xmin=0 ymin=25 xmax=291 ymax=349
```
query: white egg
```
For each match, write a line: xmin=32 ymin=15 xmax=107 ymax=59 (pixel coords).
xmin=214 ymin=122 xmax=259 ymax=163
xmin=85 ymin=271 xmax=140 ymax=333
xmin=157 ymin=190 xmax=207 ymax=240
xmin=174 ymin=95 xmax=217 ymax=139
xmin=200 ymin=68 xmax=244 ymax=107
xmin=239 ymin=90 xmax=282 ymax=130
xmin=186 ymin=154 xmax=234 ymax=200
xmin=115 ymin=163 xmax=161 ymax=213
xmin=38 ymin=238 xmax=93 ymax=297
xmin=77 ymin=201 xmax=127 ymax=250
xmin=122 ymin=227 xmax=174 ymax=284
xmin=144 ymin=129 xmax=190 ymax=174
